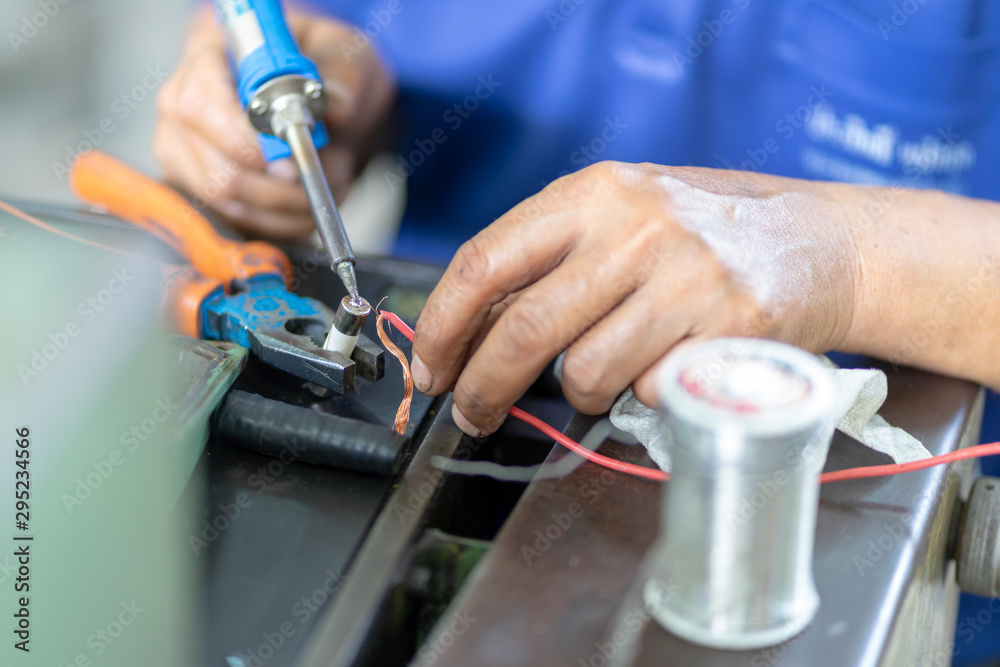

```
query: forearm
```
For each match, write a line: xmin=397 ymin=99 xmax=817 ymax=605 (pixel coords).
xmin=833 ymin=183 xmax=1000 ymax=389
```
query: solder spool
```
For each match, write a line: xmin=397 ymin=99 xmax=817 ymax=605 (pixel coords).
xmin=645 ymin=338 xmax=835 ymax=650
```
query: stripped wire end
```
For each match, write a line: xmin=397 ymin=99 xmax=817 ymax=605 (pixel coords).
xmin=376 ymin=298 xmax=414 ymax=435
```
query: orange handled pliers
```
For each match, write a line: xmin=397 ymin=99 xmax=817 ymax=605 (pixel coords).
xmin=69 ymin=150 xmax=383 ymax=394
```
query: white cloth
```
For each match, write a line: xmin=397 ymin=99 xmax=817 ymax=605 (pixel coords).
xmin=608 ymin=365 xmax=931 ymax=473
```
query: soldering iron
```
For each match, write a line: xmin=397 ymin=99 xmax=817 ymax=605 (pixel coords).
xmin=211 ymin=0 xmax=363 ymax=349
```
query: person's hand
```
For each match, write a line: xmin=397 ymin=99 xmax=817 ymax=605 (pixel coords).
xmin=154 ymin=6 xmax=395 ymax=238
xmin=411 ymin=161 xmax=860 ymax=436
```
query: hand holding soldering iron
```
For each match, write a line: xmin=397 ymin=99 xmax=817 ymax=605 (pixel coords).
xmin=153 ymin=6 xmax=395 ymax=239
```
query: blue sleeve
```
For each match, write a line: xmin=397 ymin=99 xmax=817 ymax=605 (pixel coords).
xmin=293 ymin=0 xmax=368 ymax=24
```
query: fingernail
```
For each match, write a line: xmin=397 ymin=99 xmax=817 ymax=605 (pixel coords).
xmin=451 ymin=404 xmax=485 ymax=438
xmin=266 ymin=158 xmax=299 ymax=183
xmin=411 ymin=354 xmax=433 ymax=394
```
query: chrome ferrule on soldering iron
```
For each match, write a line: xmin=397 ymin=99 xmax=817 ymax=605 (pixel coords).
xmin=212 ymin=0 xmax=360 ymax=302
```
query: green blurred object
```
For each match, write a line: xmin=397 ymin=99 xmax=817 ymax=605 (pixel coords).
xmin=383 ymin=285 xmax=429 ymax=324
xmin=0 ymin=206 xmax=245 ymax=666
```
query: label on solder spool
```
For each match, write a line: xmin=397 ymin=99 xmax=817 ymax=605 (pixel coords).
xmin=657 ymin=338 xmax=834 ymax=438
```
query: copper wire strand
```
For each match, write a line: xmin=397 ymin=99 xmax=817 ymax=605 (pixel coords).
xmin=376 ymin=298 xmax=413 ymax=435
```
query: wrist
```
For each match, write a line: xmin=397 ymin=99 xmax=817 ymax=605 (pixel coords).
xmin=813 ymin=180 xmax=885 ymax=355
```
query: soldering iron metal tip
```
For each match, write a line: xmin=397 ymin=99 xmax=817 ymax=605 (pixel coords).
xmin=336 ymin=260 xmax=361 ymax=304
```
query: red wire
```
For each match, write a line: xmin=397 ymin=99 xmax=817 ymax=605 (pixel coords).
xmin=381 ymin=311 xmax=1000 ymax=484
xmin=507 ymin=406 xmax=669 ymax=481
xmin=818 ymin=442 xmax=1000 ymax=483
xmin=382 ymin=310 xmax=414 ymax=340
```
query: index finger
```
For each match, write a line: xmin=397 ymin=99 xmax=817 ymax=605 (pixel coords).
xmin=412 ymin=190 xmax=582 ymax=396
xmin=447 ymin=233 xmax=664 ymax=436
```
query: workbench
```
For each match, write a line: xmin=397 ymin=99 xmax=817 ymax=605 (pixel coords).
xmin=6 ymin=204 xmax=982 ymax=667
xmin=202 ymin=252 xmax=984 ymax=667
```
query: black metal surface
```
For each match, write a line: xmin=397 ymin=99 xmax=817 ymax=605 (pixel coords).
xmin=295 ymin=396 xmax=469 ymax=667
xmin=195 ymin=256 xmax=445 ymax=667
xmin=214 ymin=390 xmax=408 ymax=476
xmin=294 ymin=394 xmax=576 ymax=667
xmin=352 ymin=335 xmax=384 ymax=384
xmin=194 ymin=441 xmax=392 ymax=667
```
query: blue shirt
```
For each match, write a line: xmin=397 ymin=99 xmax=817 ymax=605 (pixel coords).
xmin=307 ymin=0 xmax=1000 ymax=261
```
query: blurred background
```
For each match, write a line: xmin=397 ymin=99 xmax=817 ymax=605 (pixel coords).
xmin=0 ymin=0 xmax=402 ymax=252
xmin=1 ymin=6 xmax=196 ymax=667
xmin=0 ymin=0 xmax=185 ymax=204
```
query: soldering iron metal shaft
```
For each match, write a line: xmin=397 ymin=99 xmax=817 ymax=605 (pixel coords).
xmin=213 ymin=0 xmax=360 ymax=302
xmin=283 ymin=121 xmax=360 ymax=302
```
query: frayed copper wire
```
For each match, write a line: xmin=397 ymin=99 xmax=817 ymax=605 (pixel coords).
xmin=376 ymin=298 xmax=413 ymax=435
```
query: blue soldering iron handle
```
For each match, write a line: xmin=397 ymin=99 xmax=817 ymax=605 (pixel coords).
xmin=212 ymin=0 xmax=329 ymax=161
